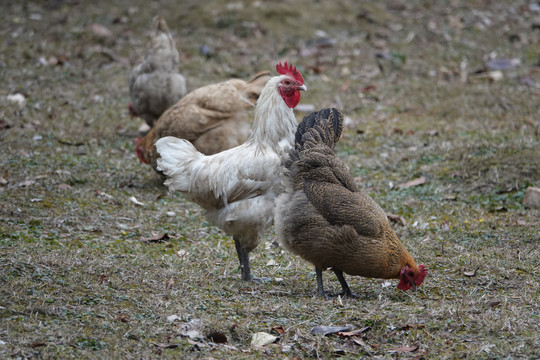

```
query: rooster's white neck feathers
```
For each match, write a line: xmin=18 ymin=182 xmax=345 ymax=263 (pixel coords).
xmin=248 ymin=75 xmax=298 ymax=152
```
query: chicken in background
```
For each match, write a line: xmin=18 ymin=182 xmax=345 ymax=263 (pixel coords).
xmin=129 ymin=16 xmax=187 ymax=127
xmin=156 ymin=62 xmax=306 ymax=282
xmin=274 ymin=108 xmax=427 ymax=297
xmin=135 ymin=71 xmax=271 ymax=172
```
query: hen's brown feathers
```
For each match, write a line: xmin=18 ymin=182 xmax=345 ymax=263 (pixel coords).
xmin=136 ymin=71 xmax=271 ymax=172
xmin=275 ymin=108 xmax=422 ymax=295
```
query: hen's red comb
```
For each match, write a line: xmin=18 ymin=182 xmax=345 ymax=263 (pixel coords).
xmin=276 ymin=61 xmax=304 ymax=85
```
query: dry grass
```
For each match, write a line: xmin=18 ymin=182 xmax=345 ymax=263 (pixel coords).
xmin=1 ymin=0 xmax=539 ymax=358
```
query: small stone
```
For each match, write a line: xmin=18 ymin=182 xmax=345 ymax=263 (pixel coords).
xmin=523 ymin=187 xmax=540 ymax=209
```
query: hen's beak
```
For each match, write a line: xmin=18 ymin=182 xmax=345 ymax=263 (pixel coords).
xmin=298 ymin=84 xmax=307 ymax=91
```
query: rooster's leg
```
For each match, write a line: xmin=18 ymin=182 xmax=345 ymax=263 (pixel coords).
xmin=234 ymin=238 xmax=252 ymax=281
xmin=315 ymin=267 xmax=328 ymax=297
xmin=333 ymin=269 xmax=358 ymax=298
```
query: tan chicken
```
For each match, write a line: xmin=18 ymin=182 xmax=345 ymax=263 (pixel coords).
xmin=274 ymin=108 xmax=427 ymax=297
xmin=129 ymin=16 xmax=187 ymax=127
xmin=156 ymin=62 xmax=306 ymax=281
xmin=135 ymin=71 xmax=271 ymax=172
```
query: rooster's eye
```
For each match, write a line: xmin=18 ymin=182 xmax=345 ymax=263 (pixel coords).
xmin=408 ymin=271 xmax=414 ymax=277
xmin=284 ymin=80 xmax=291 ymax=85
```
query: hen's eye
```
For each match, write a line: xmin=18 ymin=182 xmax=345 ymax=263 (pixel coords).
xmin=408 ymin=271 xmax=414 ymax=277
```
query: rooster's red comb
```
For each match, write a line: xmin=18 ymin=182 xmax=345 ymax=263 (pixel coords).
xmin=276 ymin=61 xmax=304 ymax=85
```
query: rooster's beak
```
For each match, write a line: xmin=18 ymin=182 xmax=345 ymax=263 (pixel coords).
xmin=298 ymin=84 xmax=307 ymax=91
xmin=410 ymin=282 xmax=417 ymax=292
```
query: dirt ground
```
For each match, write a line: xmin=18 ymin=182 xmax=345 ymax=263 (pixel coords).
xmin=1 ymin=0 xmax=539 ymax=358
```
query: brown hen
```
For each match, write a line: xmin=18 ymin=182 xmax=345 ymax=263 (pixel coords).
xmin=136 ymin=71 xmax=271 ymax=172
xmin=275 ymin=108 xmax=427 ymax=297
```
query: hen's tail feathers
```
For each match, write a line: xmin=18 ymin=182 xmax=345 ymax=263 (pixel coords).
xmin=294 ymin=108 xmax=343 ymax=151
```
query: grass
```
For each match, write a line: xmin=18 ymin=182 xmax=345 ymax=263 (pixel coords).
xmin=1 ymin=0 xmax=539 ymax=358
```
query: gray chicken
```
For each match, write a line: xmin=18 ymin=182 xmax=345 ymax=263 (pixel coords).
xmin=275 ymin=108 xmax=427 ymax=297
xmin=129 ymin=16 xmax=187 ymax=127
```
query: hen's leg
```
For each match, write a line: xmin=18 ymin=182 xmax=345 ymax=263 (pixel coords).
xmin=234 ymin=238 xmax=252 ymax=281
xmin=334 ymin=269 xmax=358 ymax=298
xmin=315 ymin=267 xmax=328 ymax=297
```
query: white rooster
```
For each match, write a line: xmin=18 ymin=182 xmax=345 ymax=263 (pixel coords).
xmin=156 ymin=62 xmax=306 ymax=281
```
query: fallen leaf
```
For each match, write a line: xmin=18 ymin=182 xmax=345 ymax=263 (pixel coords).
xmin=251 ymin=332 xmax=277 ymax=347
xmin=95 ymin=189 xmax=114 ymax=200
xmin=337 ymin=326 xmax=370 ymax=337
xmin=400 ymin=323 xmax=425 ymax=331
xmin=397 ymin=176 xmax=426 ymax=188
xmin=30 ymin=342 xmax=46 ymax=348
xmin=464 ymin=267 xmax=479 ymax=277
xmin=58 ymin=183 xmax=71 ymax=191
xmin=90 ymin=23 xmax=112 ymax=38
xmin=485 ymin=58 xmax=520 ymax=71
xmin=167 ymin=315 xmax=180 ymax=323
xmin=17 ymin=179 xmax=36 ymax=187
xmin=311 ymin=325 xmax=352 ymax=336
xmin=388 ymin=345 xmax=419 ymax=354
xmin=165 ymin=278 xmax=174 ymax=290
xmin=444 ymin=193 xmax=457 ymax=201
xmin=177 ymin=249 xmax=189 ymax=258
xmin=266 ymin=259 xmax=277 ymax=266
xmin=142 ymin=233 xmax=170 ymax=243
xmin=116 ymin=315 xmax=129 ymax=323
xmin=129 ymin=196 xmax=144 ymax=206
xmin=271 ymin=325 xmax=285 ymax=335
xmin=98 ymin=273 xmax=108 ymax=284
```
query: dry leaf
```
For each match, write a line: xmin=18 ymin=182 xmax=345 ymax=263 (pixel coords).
xmin=388 ymin=345 xmax=419 ymax=353
xmin=90 ymin=23 xmax=112 ymax=38
xmin=58 ymin=183 xmax=71 ymax=190
xmin=266 ymin=259 xmax=277 ymax=266
xmin=464 ymin=267 xmax=479 ymax=277
xmin=129 ymin=196 xmax=144 ymax=206
xmin=337 ymin=326 xmax=370 ymax=337
xmin=400 ymin=323 xmax=425 ymax=331
xmin=311 ymin=325 xmax=352 ymax=336
xmin=165 ymin=278 xmax=174 ymax=290
xmin=116 ymin=315 xmax=129 ymax=323
xmin=397 ymin=176 xmax=426 ymax=188
xmin=272 ymin=325 xmax=285 ymax=335
xmin=167 ymin=315 xmax=180 ymax=323
xmin=251 ymin=332 xmax=277 ymax=347
xmin=142 ymin=233 xmax=170 ymax=243
xmin=96 ymin=189 xmax=114 ymax=200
